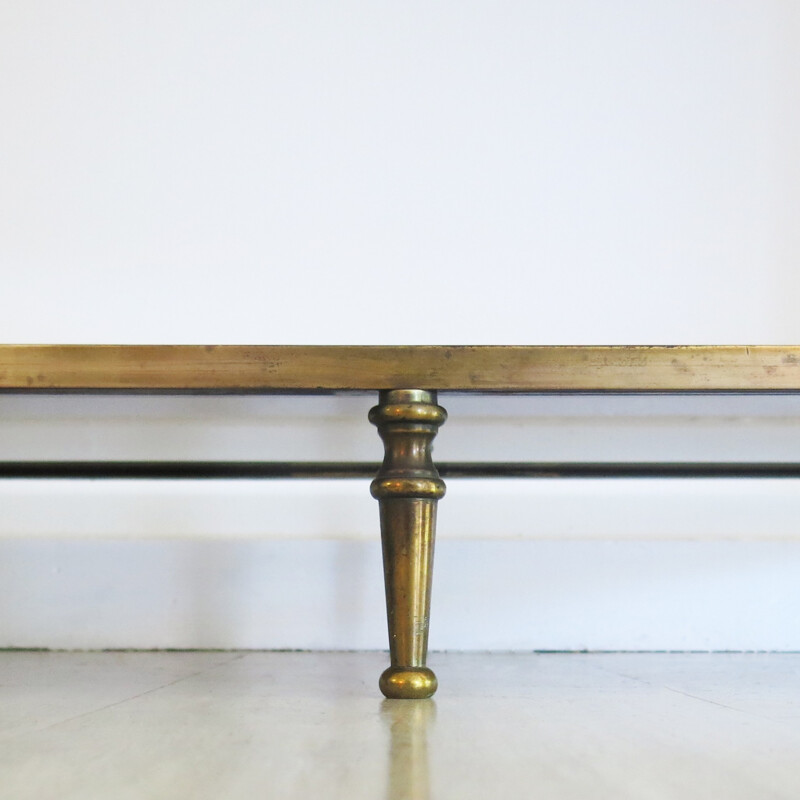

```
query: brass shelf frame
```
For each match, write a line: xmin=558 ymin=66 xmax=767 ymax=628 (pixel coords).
xmin=3 ymin=345 xmax=800 ymax=392
xmin=4 ymin=344 xmax=800 ymax=697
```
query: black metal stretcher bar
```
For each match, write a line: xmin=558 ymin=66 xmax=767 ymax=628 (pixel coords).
xmin=2 ymin=461 xmax=800 ymax=479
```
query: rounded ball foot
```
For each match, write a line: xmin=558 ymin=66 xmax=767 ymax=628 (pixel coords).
xmin=379 ymin=666 xmax=438 ymax=699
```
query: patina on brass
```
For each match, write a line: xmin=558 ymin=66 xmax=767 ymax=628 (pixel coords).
xmin=5 ymin=345 xmax=800 ymax=392
xmin=370 ymin=389 xmax=446 ymax=699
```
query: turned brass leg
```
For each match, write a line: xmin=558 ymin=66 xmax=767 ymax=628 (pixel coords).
xmin=370 ymin=389 xmax=447 ymax=699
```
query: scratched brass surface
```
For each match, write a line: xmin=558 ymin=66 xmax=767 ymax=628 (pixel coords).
xmin=2 ymin=345 xmax=800 ymax=391
xmin=370 ymin=390 xmax=447 ymax=699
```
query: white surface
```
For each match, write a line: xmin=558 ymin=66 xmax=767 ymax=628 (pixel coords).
xmin=1 ymin=1 xmax=800 ymax=344
xmin=3 ymin=539 xmax=799 ymax=651
xmin=2 ymin=652 xmax=800 ymax=799
xmin=5 ymin=393 xmax=800 ymax=462
xmin=4 ymin=478 xmax=800 ymax=541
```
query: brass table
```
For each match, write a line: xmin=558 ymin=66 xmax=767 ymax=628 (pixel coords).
xmin=2 ymin=345 xmax=800 ymax=698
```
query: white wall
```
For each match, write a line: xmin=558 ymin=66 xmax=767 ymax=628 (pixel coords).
xmin=2 ymin=3 xmax=800 ymax=649
xmin=2 ymin=1 xmax=799 ymax=344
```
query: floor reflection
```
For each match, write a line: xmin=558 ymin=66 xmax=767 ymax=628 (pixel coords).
xmin=381 ymin=699 xmax=435 ymax=800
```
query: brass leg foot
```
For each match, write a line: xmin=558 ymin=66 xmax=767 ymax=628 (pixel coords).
xmin=370 ymin=389 xmax=447 ymax=699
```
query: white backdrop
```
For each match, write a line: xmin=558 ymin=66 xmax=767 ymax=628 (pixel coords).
xmin=2 ymin=2 xmax=800 ymax=650
xmin=1 ymin=1 xmax=799 ymax=344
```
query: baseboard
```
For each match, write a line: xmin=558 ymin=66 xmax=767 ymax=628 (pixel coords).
xmin=3 ymin=538 xmax=798 ymax=651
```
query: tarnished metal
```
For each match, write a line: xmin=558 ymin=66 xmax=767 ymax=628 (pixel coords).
xmin=370 ymin=390 xmax=447 ymax=699
xmin=5 ymin=461 xmax=800 ymax=479
xmin=4 ymin=345 xmax=800 ymax=392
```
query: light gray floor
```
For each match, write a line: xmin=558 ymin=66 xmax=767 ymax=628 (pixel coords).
xmin=1 ymin=652 xmax=799 ymax=799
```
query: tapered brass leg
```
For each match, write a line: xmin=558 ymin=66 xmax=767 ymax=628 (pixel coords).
xmin=370 ymin=389 xmax=447 ymax=699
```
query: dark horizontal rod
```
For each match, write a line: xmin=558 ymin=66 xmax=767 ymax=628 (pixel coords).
xmin=3 ymin=461 xmax=800 ymax=479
